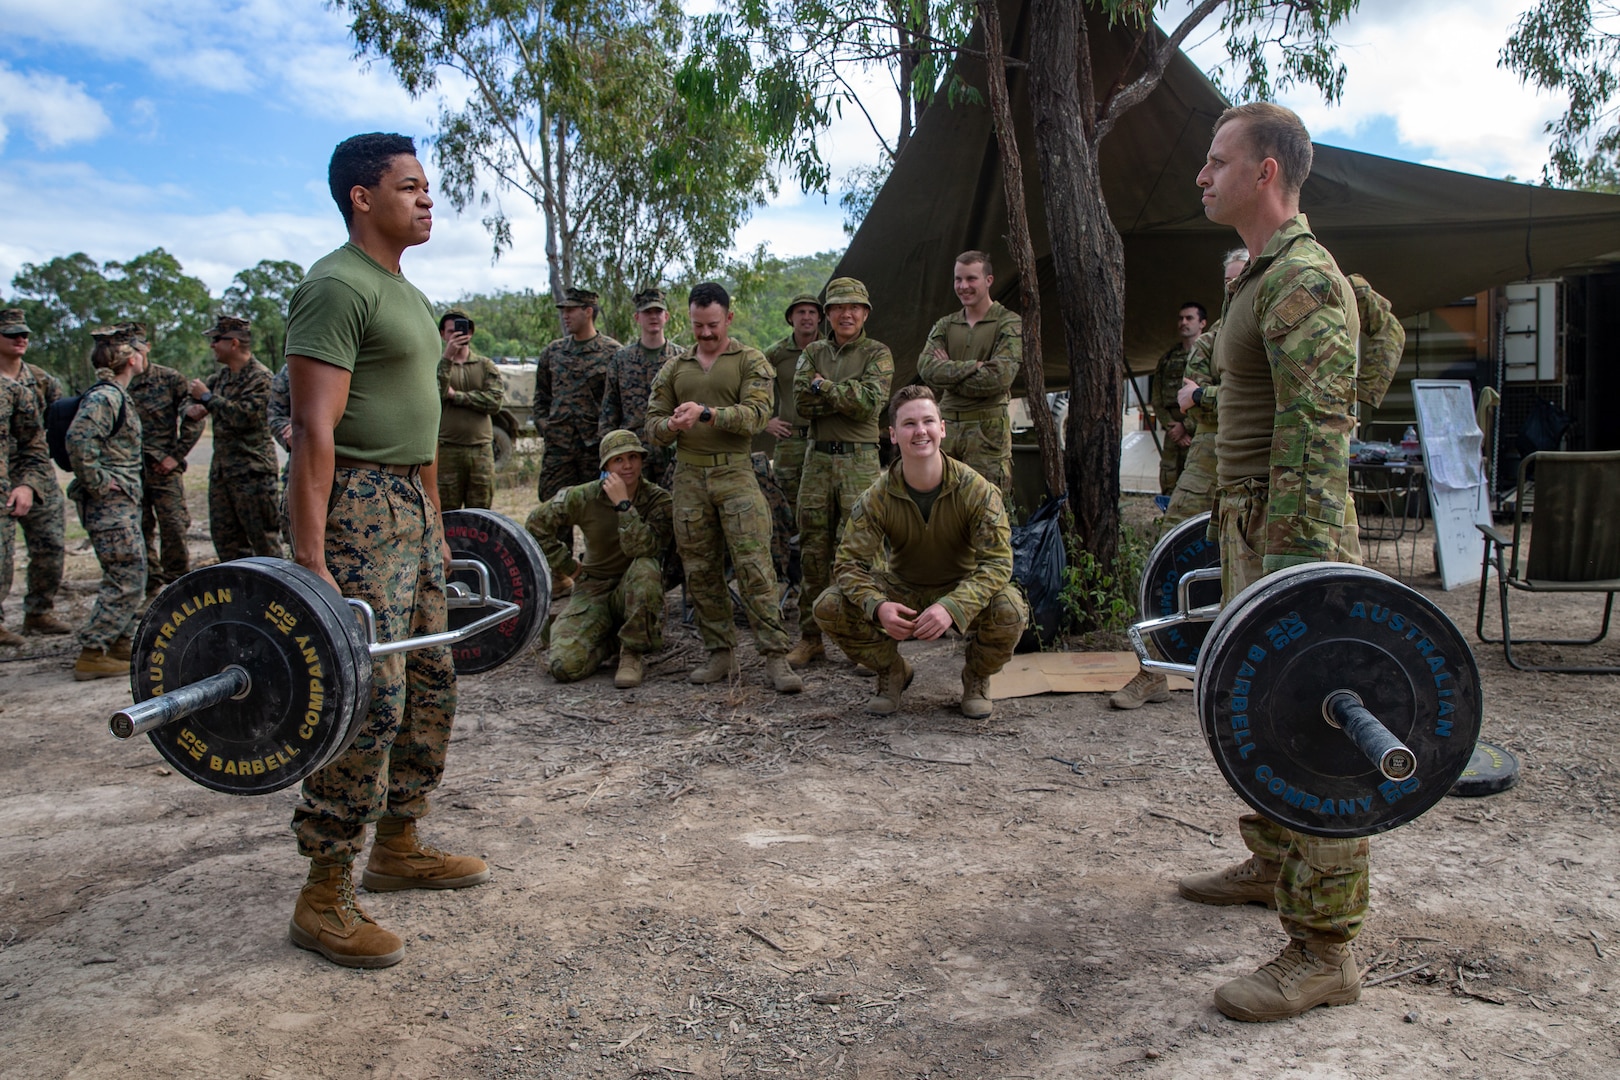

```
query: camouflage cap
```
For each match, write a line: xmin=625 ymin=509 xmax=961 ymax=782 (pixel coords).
xmin=90 ymin=324 xmax=136 ymax=345
xmin=823 ymin=277 xmax=870 ymax=309
xmin=598 ymin=428 xmax=648 ymax=468
xmin=633 ymin=287 xmax=668 ymax=313
xmin=207 ymin=314 xmax=253 ymax=341
xmin=0 ymin=308 xmax=31 ymax=336
xmin=556 ymin=287 xmax=600 ymax=309
xmin=782 ymin=292 xmax=823 ymax=324
xmin=115 ymin=320 xmax=150 ymax=345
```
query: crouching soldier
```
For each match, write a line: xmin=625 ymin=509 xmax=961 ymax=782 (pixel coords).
xmin=525 ymin=429 xmax=673 ymax=688
xmin=813 ymin=385 xmax=1026 ymax=719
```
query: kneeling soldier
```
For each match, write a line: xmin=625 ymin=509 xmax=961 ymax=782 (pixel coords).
xmin=813 ymin=385 xmax=1026 ymax=718
xmin=526 ymin=429 xmax=673 ymax=688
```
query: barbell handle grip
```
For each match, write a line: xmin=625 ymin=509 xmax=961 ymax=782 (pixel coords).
xmin=109 ymin=665 xmax=253 ymax=741
xmin=1325 ymin=690 xmax=1417 ymax=782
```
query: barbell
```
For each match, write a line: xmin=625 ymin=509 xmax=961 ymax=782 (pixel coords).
xmin=109 ymin=509 xmax=551 ymax=796
xmin=1130 ymin=559 xmax=1483 ymax=838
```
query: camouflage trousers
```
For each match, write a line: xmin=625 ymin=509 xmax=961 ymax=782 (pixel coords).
xmin=72 ymin=489 xmax=147 ymax=650
xmin=941 ymin=411 xmax=1012 ymax=498
xmin=1164 ymin=432 xmax=1217 ymax=524
xmin=437 ymin=441 xmax=496 ymax=510
xmin=3 ymin=474 xmax=64 ymax=617
xmin=813 ymin=573 xmax=1027 ymax=678
xmin=547 ymin=558 xmax=665 ymax=681
xmin=673 ymin=460 xmax=787 ymax=655
xmin=772 ymin=434 xmax=810 ymax=515
xmin=141 ymin=463 xmax=191 ymax=589
xmin=209 ymin=467 xmax=283 ymax=562
xmin=1217 ymin=477 xmax=1367 ymax=944
xmin=796 ymin=446 xmax=880 ymax=641
xmin=292 ymin=467 xmax=458 ymax=863
xmin=1158 ymin=434 xmax=1190 ymax=495
xmin=536 ymin=431 xmax=600 ymax=552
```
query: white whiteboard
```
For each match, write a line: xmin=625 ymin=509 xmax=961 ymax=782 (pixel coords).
xmin=1412 ymin=380 xmax=1493 ymax=590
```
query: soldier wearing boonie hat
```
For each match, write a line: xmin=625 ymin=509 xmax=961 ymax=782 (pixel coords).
xmin=524 ymin=427 xmax=673 ymax=690
xmin=0 ymin=308 xmax=71 ymax=637
xmin=533 ymin=285 xmax=620 ymax=557
xmin=600 ymin=287 xmax=681 ymax=491
xmin=186 ymin=313 xmax=282 ymax=563
xmin=786 ymin=277 xmax=891 ymax=669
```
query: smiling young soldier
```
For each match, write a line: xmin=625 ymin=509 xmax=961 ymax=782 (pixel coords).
xmin=1182 ymin=102 xmax=1368 ymax=1022
xmin=283 ymin=132 xmax=485 ymax=969
xmin=812 ymin=385 xmax=1025 ymax=719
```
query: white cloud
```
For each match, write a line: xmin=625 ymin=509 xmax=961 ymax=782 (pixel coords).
xmin=0 ymin=63 xmax=110 ymax=150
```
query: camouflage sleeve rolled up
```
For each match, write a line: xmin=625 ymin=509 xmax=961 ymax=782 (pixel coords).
xmin=792 ymin=339 xmax=892 ymax=421
xmin=66 ymin=384 xmax=129 ymax=495
xmin=1258 ymin=247 xmax=1360 ymax=573
xmin=710 ymin=348 xmax=774 ymax=437
xmin=619 ymin=484 xmax=673 ymax=559
xmin=1349 ymin=274 xmax=1405 ymax=409
xmin=644 ymin=359 xmax=679 ymax=448
xmin=267 ymin=366 xmax=292 ymax=451
xmin=935 ymin=471 xmax=1015 ymax=631
xmin=525 ymin=484 xmax=591 ymax=579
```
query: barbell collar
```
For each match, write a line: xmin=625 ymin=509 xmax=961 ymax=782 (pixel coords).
xmin=1324 ymin=689 xmax=1418 ymax=782
xmin=109 ymin=665 xmax=252 ymax=741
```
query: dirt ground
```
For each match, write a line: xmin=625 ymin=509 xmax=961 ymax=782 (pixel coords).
xmin=2 ymin=473 xmax=1616 ymax=1080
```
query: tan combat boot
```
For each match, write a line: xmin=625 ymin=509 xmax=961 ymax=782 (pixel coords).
xmin=865 ymin=656 xmax=914 ymax=716
xmin=689 ymin=648 xmax=739 ymax=684
xmin=960 ymin=670 xmax=994 ymax=720
xmin=785 ymin=636 xmax=824 ymax=668
xmin=0 ymin=626 xmax=24 ymax=648
xmin=1177 ymin=855 xmax=1281 ymax=908
xmin=1214 ymin=940 xmax=1360 ymax=1022
xmin=73 ymin=647 xmax=129 ymax=682
xmin=362 ymin=819 xmax=490 ymax=892
xmin=614 ymin=651 xmax=644 ymax=689
xmin=289 ymin=861 xmax=405 ymax=968
xmin=25 ymin=612 xmax=72 ymax=636
xmin=764 ymin=654 xmax=804 ymax=693
xmin=109 ymin=635 xmax=133 ymax=661
xmin=1110 ymin=669 xmax=1171 ymax=709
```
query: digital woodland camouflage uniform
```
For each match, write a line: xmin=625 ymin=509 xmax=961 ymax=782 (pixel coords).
xmin=1211 ymin=212 xmax=1367 ymax=947
xmin=188 ymin=319 xmax=282 ymax=561
xmin=128 ymin=360 xmax=201 ymax=589
xmin=814 ymin=455 xmax=1027 ymax=685
xmin=66 ymin=360 xmax=146 ymax=653
xmin=533 ymin=289 xmax=620 ymax=540
xmin=267 ymin=364 xmax=293 ymax=547
xmin=436 ymin=348 xmax=504 ymax=510
xmin=792 ymin=279 xmax=892 ymax=652
xmin=1151 ymin=338 xmax=1196 ymax=494
xmin=0 ymin=377 xmax=51 ymax=632
xmin=526 ymin=431 xmax=673 ymax=682
xmin=0 ymin=312 xmax=67 ymax=625
xmin=917 ymin=302 xmax=1021 ymax=498
xmin=646 ymin=338 xmax=790 ymax=661
xmin=599 ymin=288 xmax=682 ymax=488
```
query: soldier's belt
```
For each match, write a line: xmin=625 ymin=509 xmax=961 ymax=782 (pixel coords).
xmin=942 ymin=407 xmax=1006 ymax=423
xmin=784 ymin=427 xmax=809 ymax=439
xmin=676 ymin=449 xmax=748 ymax=468
xmin=811 ymin=441 xmax=878 ymax=455
xmin=333 ymin=454 xmax=421 ymax=478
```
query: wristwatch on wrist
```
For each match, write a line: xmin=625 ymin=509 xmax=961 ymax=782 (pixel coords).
xmin=614 ymin=499 xmax=632 ymax=513
xmin=1191 ymin=387 xmax=1204 ymax=407
xmin=699 ymin=406 xmax=713 ymax=424
xmin=812 ymin=379 xmax=823 ymax=394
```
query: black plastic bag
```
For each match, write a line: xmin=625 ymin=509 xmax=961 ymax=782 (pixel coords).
xmin=1011 ymin=495 xmax=1067 ymax=652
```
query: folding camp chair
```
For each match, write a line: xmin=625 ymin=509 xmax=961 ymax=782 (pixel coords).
xmin=1475 ymin=450 xmax=1620 ymax=673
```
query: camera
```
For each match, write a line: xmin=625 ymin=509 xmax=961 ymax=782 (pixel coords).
xmin=451 ymin=317 xmax=472 ymax=336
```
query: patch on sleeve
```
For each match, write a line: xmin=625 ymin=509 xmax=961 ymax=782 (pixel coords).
xmin=1272 ymin=284 xmax=1324 ymax=331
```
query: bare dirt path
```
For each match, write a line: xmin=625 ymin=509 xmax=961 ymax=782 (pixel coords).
xmin=2 ymin=495 xmax=1616 ymax=1079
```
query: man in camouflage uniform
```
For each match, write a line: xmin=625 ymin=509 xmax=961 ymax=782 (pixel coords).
xmin=283 ymin=132 xmax=483 ymax=969
xmin=786 ymin=277 xmax=891 ymax=669
xmin=646 ymin=281 xmax=801 ymax=693
xmin=1151 ymin=302 xmax=1208 ymax=494
xmin=762 ymin=293 xmax=823 ymax=512
xmin=0 ymin=370 xmax=51 ymax=647
xmin=126 ymin=321 xmax=201 ymax=591
xmin=1181 ymin=101 xmax=1368 ymax=1022
xmin=534 ymin=286 xmax=620 ymax=555
xmin=436 ymin=310 xmax=504 ymax=510
xmin=918 ymin=251 xmax=1021 ymax=499
xmin=184 ymin=315 xmax=282 ymax=561
xmin=526 ymin=429 xmax=672 ymax=689
xmin=67 ymin=327 xmax=146 ymax=680
xmin=815 ymin=385 xmax=1026 ymax=719
xmin=599 ymin=288 xmax=682 ymax=488
xmin=1348 ymin=274 xmax=1406 ymax=413
xmin=0 ymin=308 xmax=71 ymax=636
xmin=268 ymin=363 xmax=293 ymax=547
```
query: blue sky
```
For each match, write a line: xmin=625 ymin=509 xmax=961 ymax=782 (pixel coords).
xmin=0 ymin=0 xmax=1572 ymax=302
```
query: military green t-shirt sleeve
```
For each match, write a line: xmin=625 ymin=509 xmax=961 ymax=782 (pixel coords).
xmin=285 ymin=277 xmax=369 ymax=373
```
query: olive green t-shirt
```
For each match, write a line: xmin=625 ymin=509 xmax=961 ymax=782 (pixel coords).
xmin=283 ymin=242 xmax=442 ymax=464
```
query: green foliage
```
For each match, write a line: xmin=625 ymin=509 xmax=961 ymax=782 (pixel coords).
xmin=438 ymin=290 xmax=561 ymax=358
xmin=715 ymin=248 xmax=843 ymax=350
xmin=1501 ymin=0 xmax=1620 ymax=186
xmin=221 ymin=259 xmax=305 ymax=368
xmin=840 ymin=162 xmax=892 ymax=237
xmin=1057 ymin=511 xmax=1155 ymax=640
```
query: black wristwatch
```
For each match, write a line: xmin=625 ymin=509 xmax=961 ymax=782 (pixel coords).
xmin=614 ymin=499 xmax=632 ymax=513
xmin=699 ymin=406 xmax=714 ymax=424
xmin=1191 ymin=387 xmax=1205 ymax=407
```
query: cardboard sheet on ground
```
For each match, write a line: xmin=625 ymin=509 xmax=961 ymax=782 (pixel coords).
xmin=989 ymin=652 xmax=1194 ymax=700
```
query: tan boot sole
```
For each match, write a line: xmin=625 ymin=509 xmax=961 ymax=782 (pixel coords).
xmin=360 ymin=866 xmax=491 ymax=892
xmin=288 ymin=919 xmax=405 ymax=968
xmin=1214 ymin=981 xmax=1360 ymax=1022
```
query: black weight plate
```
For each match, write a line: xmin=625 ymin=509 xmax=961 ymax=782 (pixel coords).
xmin=282 ymin=557 xmax=374 ymax=764
xmin=1138 ymin=512 xmax=1219 ymax=665
xmin=1199 ymin=563 xmax=1483 ymax=838
xmin=130 ymin=559 xmax=365 ymax=796
xmin=443 ymin=508 xmax=552 ymax=674
xmin=1449 ymin=741 xmax=1520 ymax=797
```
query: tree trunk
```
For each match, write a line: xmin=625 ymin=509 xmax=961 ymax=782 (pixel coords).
xmin=975 ymin=0 xmax=1064 ymax=503
xmin=1028 ymin=0 xmax=1123 ymax=576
